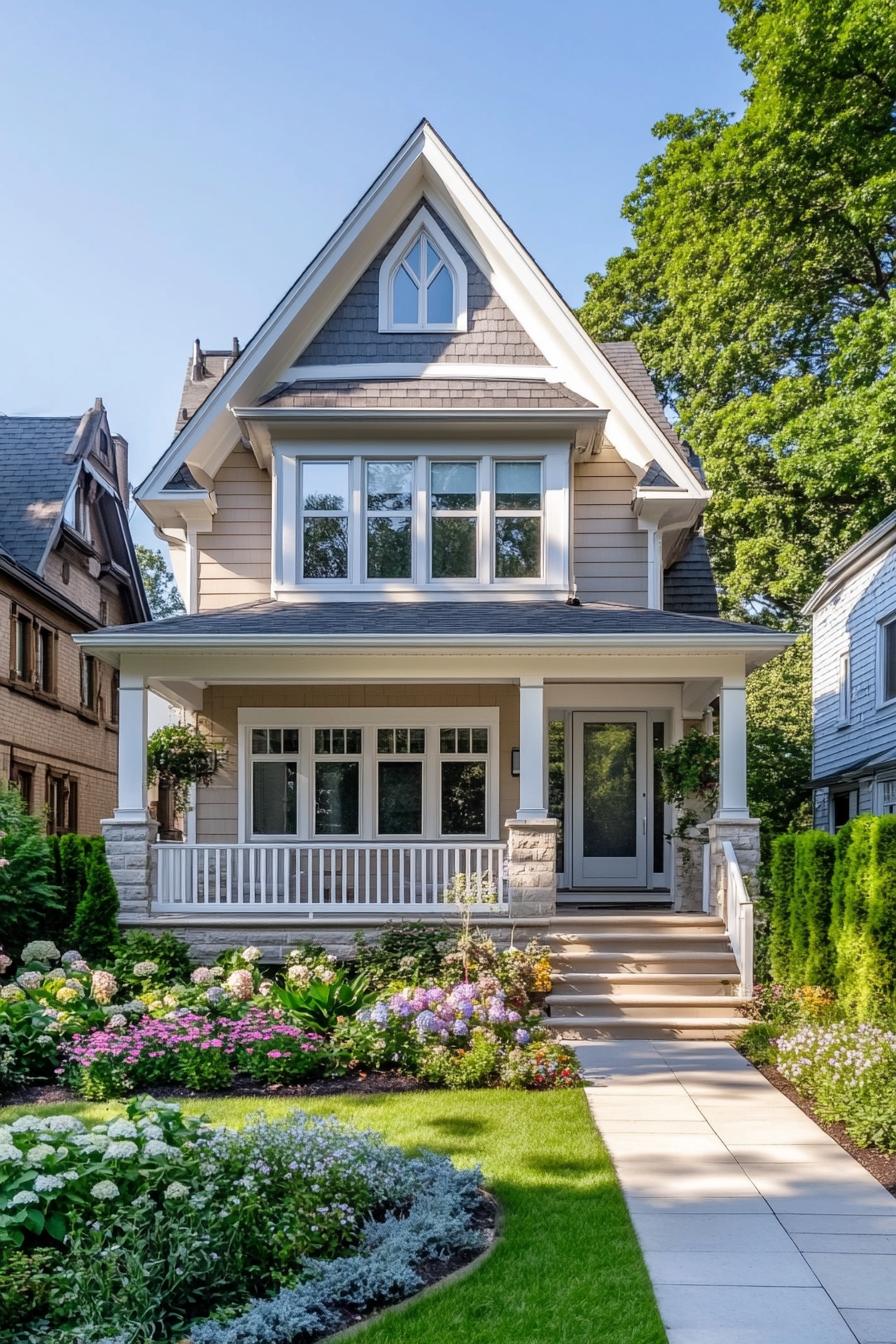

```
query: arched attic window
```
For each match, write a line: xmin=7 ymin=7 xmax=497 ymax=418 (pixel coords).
xmin=378 ymin=206 xmax=468 ymax=333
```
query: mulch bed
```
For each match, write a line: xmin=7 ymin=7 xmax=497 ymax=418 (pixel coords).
xmin=0 ymin=1070 xmax=424 ymax=1109
xmin=753 ymin=1061 xmax=896 ymax=1196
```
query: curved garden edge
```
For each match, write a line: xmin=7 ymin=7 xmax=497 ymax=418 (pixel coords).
xmin=326 ymin=1192 xmax=503 ymax=1344
xmin=0 ymin=1070 xmax=424 ymax=1109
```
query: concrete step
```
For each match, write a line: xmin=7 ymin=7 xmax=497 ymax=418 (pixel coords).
xmin=551 ymin=972 xmax=741 ymax=997
xmin=547 ymin=950 xmax=740 ymax=975
xmin=549 ymin=913 xmax=724 ymax=931
xmin=546 ymin=994 xmax=751 ymax=1021
xmin=550 ymin=936 xmax=735 ymax=958
xmin=549 ymin=1018 xmax=745 ymax=1041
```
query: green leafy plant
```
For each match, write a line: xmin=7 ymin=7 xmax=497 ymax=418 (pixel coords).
xmin=270 ymin=970 xmax=375 ymax=1031
xmin=656 ymin=727 xmax=718 ymax=843
xmin=146 ymin=724 xmax=216 ymax=815
xmin=353 ymin=921 xmax=451 ymax=989
xmin=111 ymin=929 xmax=192 ymax=988
xmin=0 ymin=783 xmax=62 ymax=956
xmin=70 ymin=844 xmax=120 ymax=965
xmin=419 ymin=1029 xmax=500 ymax=1089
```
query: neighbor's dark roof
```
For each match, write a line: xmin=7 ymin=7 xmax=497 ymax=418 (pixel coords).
xmin=258 ymin=377 xmax=598 ymax=410
xmin=640 ymin=460 xmax=677 ymax=488
xmin=98 ymin=598 xmax=778 ymax=641
xmin=664 ymin=533 xmax=719 ymax=618
xmin=597 ymin=342 xmax=686 ymax=461
xmin=164 ymin=463 xmax=201 ymax=490
xmin=0 ymin=416 xmax=82 ymax=573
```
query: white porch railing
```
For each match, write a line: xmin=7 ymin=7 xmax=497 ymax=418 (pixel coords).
xmin=153 ymin=842 xmax=507 ymax=914
xmin=711 ymin=839 xmax=754 ymax=996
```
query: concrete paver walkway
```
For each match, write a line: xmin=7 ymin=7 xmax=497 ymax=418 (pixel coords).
xmin=576 ymin=1039 xmax=896 ymax=1344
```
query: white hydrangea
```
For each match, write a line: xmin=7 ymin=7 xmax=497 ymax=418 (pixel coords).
xmin=9 ymin=1116 xmax=41 ymax=1133
xmin=90 ymin=1179 xmax=120 ymax=1200
xmin=21 ymin=940 xmax=60 ymax=964
xmin=131 ymin=960 xmax=158 ymax=978
xmin=104 ymin=1140 xmax=139 ymax=1160
xmin=0 ymin=1143 xmax=22 ymax=1162
xmin=143 ymin=1139 xmax=176 ymax=1159
xmin=241 ymin=946 xmax=262 ymax=963
xmin=40 ymin=1115 xmax=85 ymax=1135
xmin=60 ymin=949 xmax=84 ymax=965
xmin=33 ymin=1174 xmax=65 ymax=1193
xmin=25 ymin=1144 xmax=55 ymax=1164
xmin=16 ymin=971 xmax=43 ymax=990
xmin=0 ymin=1125 xmax=12 ymax=1143
xmin=190 ymin=966 xmax=214 ymax=984
xmin=137 ymin=1122 xmax=164 ymax=1140
xmin=107 ymin=1014 xmax=127 ymax=1029
xmin=164 ymin=1181 xmax=189 ymax=1200
xmin=10 ymin=1189 xmax=39 ymax=1206
xmin=61 ymin=1169 xmax=79 ymax=1182
xmin=107 ymin=1119 xmax=138 ymax=1140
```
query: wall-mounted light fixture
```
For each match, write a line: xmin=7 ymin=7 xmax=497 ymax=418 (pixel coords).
xmin=510 ymin=748 xmax=520 ymax=777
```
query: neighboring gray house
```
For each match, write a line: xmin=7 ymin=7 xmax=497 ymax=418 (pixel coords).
xmin=805 ymin=511 xmax=896 ymax=830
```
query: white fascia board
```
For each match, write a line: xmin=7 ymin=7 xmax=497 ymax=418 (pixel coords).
xmin=276 ymin=362 xmax=563 ymax=382
xmin=803 ymin=528 xmax=896 ymax=615
xmin=234 ymin=406 xmax=606 ymax=426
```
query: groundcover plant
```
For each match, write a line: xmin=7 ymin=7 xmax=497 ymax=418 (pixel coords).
xmin=0 ymin=1095 xmax=484 ymax=1343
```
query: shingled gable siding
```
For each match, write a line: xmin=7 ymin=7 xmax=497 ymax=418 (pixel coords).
xmin=572 ymin=445 xmax=648 ymax=607
xmin=813 ymin=544 xmax=896 ymax=790
xmin=292 ymin=202 xmax=548 ymax=367
xmin=197 ymin=448 xmax=271 ymax=610
xmin=195 ymin=683 xmax=520 ymax=844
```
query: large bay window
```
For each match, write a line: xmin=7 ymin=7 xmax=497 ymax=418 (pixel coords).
xmin=277 ymin=447 xmax=567 ymax=592
xmin=240 ymin=711 xmax=497 ymax=842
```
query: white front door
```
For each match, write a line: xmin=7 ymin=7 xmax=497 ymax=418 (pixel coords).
xmin=571 ymin=711 xmax=648 ymax=888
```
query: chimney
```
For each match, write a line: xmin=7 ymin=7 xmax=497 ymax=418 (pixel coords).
xmin=191 ymin=339 xmax=207 ymax=382
xmin=112 ymin=434 xmax=129 ymax=507
xmin=226 ymin=336 xmax=240 ymax=369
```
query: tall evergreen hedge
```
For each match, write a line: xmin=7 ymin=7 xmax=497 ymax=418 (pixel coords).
xmin=769 ymin=816 xmax=896 ymax=1021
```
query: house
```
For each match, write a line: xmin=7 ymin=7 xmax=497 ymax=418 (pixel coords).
xmin=78 ymin=125 xmax=790 ymax=1030
xmin=805 ymin=510 xmax=896 ymax=830
xmin=0 ymin=402 xmax=150 ymax=833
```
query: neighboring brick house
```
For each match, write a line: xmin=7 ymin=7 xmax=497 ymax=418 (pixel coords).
xmin=0 ymin=402 xmax=150 ymax=833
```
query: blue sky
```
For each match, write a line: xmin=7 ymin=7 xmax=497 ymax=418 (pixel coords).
xmin=0 ymin=1 xmax=743 ymax=545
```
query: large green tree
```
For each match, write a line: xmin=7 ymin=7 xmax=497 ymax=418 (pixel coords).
xmin=136 ymin=545 xmax=185 ymax=620
xmin=580 ymin=0 xmax=896 ymax=622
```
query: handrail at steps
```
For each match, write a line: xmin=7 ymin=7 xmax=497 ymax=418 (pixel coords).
xmin=720 ymin=839 xmax=754 ymax=996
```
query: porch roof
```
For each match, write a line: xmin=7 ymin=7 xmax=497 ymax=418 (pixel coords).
xmin=80 ymin=598 xmax=789 ymax=653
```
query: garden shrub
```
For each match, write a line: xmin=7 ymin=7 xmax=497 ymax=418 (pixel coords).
xmin=111 ymin=928 xmax=192 ymax=989
xmin=419 ymin=1029 xmax=501 ymax=1088
xmin=832 ymin=816 xmax=875 ymax=1015
xmin=793 ymin=830 xmax=836 ymax=987
xmin=0 ymin=784 xmax=62 ymax=957
xmin=69 ymin=842 xmax=120 ymax=965
xmin=57 ymin=834 xmax=94 ymax=934
xmin=354 ymin=920 xmax=452 ymax=988
xmin=776 ymin=1021 xmax=896 ymax=1150
xmin=768 ymin=832 xmax=796 ymax=984
xmin=861 ymin=817 xmax=896 ymax=1020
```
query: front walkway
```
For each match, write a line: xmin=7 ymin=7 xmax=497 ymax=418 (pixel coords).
xmin=576 ymin=1040 xmax=896 ymax=1344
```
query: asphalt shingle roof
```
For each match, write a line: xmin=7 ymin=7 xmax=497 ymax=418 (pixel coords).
xmin=0 ymin=416 xmax=82 ymax=573
xmin=597 ymin=342 xmax=687 ymax=461
xmin=258 ymin=377 xmax=597 ymax=410
xmin=100 ymin=598 xmax=774 ymax=640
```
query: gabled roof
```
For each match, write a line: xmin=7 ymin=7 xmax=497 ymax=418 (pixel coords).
xmin=0 ymin=415 xmax=83 ymax=572
xmin=597 ymin=342 xmax=686 ymax=461
xmin=804 ymin=509 xmax=896 ymax=615
xmin=137 ymin=122 xmax=708 ymax=512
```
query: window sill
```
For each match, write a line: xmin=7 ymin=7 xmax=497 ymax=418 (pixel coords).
xmin=77 ymin=707 xmax=99 ymax=724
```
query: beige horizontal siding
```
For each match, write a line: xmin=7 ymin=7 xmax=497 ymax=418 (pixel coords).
xmin=197 ymin=447 xmax=271 ymax=610
xmin=572 ymin=444 xmax=647 ymax=606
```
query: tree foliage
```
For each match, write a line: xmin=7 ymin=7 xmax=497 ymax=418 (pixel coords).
xmin=135 ymin=545 xmax=185 ymax=620
xmin=579 ymin=0 xmax=896 ymax=621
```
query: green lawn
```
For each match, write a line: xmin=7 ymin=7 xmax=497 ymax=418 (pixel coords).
xmin=0 ymin=1090 xmax=666 ymax=1344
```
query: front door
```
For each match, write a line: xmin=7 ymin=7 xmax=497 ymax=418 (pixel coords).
xmin=571 ymin=712 xmax=648 ymax=888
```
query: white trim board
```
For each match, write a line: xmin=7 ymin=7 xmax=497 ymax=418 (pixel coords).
xmin=275 ymin=362 xmax=563 ymax=383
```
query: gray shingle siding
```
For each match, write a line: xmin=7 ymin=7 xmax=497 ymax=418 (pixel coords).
xmin=292 ymin=201 xmax=548 ymax=367
xmin=259 ymin=377 xmax=595 ymax=409
xmin=812 ymin=543 xmax=896 ymax=818
xmin=663 ymin=533 xmax=719 ymax=618
xmin=101 ymin=598 xmax=777 ymax=640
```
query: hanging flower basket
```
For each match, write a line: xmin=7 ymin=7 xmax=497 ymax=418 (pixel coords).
xmin=146 ymin=725 xmax=217 ymax=815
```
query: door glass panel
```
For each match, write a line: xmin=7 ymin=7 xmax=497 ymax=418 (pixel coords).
xmin=378 ymin=761 xmax=423 ymax=835
xmin=582 ymin=722 xmax=637 ymax=858
xmin=652 ymin=721 xmax=666 ymax=874
xmin=315 ymin=761 xmax=360 ymax=835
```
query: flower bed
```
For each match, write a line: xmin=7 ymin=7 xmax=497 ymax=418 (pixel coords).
xmin=0 ymin=934 xmax=581 ymax=1099
xmin=0 ymin=1096 xmax=488 ymax=1344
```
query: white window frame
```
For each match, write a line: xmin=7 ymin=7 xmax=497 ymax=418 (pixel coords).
xmin=878 ymin=775 xmax=896 ymax=816
xmin=493 ymin=459 xmax=545 ymax=584
xmin=378 ymin=205 xmax=467 ymax=334
xmin=298 ymin=459 xmax=353 ymax=583
xmin=237 ymin=707 xmax=499 ymax=843
xmin=837 ymin=649 xmax=851 ymax=727
xmin=364 ymin=459 xmax=415 ymax=582
xmin=375 ymin=727 xmax=427 ymax=840
xmin=880 ymin=613 xmax=896 ymax=707
xmin=248 ymin=727 xmax=303 ymax=839
xmin=312 ymin=726 xmax=363 ymax=840
xmin=273 ymin=442 xmax=570 ymax=597
xmin=830 ymin=786 xmax=859 ymax=830
xmin=429 ymin=459 xmax=481 ymax=585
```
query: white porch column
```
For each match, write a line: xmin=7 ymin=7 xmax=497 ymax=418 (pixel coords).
xmin=517 ymin=676 xmax=547 ymax=820
xmin=114 ymin=670 xmax=150 ymax=821
xmin=717 ymin=673 xmax=749 ymax=820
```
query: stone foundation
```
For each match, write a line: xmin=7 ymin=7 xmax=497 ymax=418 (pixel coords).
xmin=706 ymin=816 xmax=761 ymax=916
xmin=102 ymin=817 xmax=159 ymax=918
xmin=118 ymin=915 xmax=551 ymax=965
xmin=506 ymin=817 xmax=557 ymax=917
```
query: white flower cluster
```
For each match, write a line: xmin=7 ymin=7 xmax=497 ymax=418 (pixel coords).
xmin=21 ymin=941 xmax=61 ymax=964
